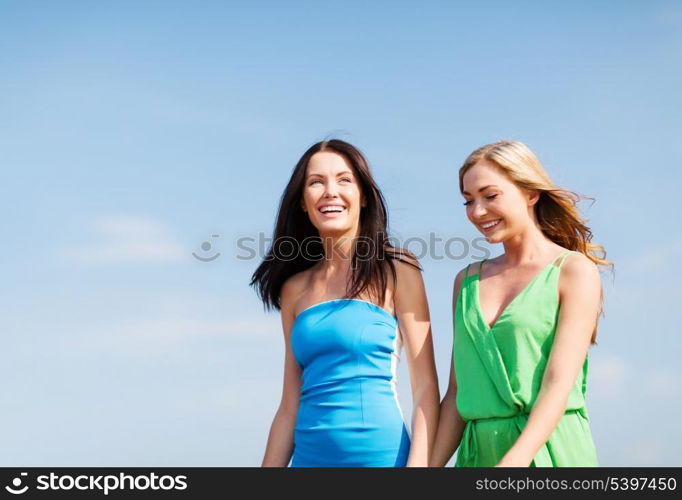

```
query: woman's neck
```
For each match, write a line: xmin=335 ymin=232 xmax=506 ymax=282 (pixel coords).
xmin=318 ymin=227 xmax=360 ymax=268
xmin=501 ymin=224 xmax=556 ymax=266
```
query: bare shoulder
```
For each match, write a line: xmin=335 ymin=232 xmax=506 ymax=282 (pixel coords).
xmin=280 ymin=268 xmax=312 ymax=312
xmin=393 ymin=256 xmax=430 ymax=322
xmin=391 ymin=248 xmax=421 ymax=273
xmin=393 ymin=256 xmax=422 ymax=276
xmin=393 ymin=257 xmax=426 ymax=309
xmin=453 ymin=265 xmax=469 ymax=289
xmin=561 ymin=251 xmax=600 ymax=281
xmin=559 ymin=251 xmax=601 ymax=296
xmin=452 ymin=265 xmax=470 ymax=307
xmin=394 ymin=255 xmax=423 ymax=284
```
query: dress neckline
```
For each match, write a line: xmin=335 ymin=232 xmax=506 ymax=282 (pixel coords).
xmin=294 ymin=298 xmax=397 ymax=323
xmin=474 ymin=251 xmax=573 ymax=331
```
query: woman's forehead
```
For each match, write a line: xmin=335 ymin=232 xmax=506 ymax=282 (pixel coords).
xmin=463 ymin=160 xmax=508 ymax=187
xmin=307 ymin=151 xmax=353 ymax=175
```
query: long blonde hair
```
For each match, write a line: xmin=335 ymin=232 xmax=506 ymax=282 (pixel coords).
xmin=459 ymin=140 xmax=613 ymax=342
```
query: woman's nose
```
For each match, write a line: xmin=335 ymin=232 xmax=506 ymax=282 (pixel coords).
xmin=472 ymin=201 xmax=487 ymax=217
xmin=323 ymin=182 xmax=339 ymax=198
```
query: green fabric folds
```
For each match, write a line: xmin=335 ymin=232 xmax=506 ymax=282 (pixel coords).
xmin=454 ymin=251 xmax=598 ymax=467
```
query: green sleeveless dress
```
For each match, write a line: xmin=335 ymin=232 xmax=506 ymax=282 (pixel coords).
xmin=454 ymin=251 xmax=598 ymax=467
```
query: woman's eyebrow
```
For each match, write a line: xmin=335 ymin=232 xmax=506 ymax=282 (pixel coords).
xmin=462 ymin=184 xmax=498 ymax=195
xmin=307 ymin=171 xmax=354 ymax=178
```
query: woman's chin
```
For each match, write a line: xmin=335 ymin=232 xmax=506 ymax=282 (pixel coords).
xmin=483 ymin=231 xmax=504 ymax=244
xmin=315 ymin=223 xmax=355 ymax=237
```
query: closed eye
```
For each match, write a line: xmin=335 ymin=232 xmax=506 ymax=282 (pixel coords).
xmin=463 ymin=194 xmax=497 ymax=206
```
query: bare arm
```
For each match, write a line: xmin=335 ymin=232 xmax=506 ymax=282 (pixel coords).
xmin=261 ymin=280 xmax=302 ymax=467
xmin=429 ymin=268 xmax=467 ymax=466
xmin=496 ymin=254 xmax=601 ymax=467
xmin=394 ymin=260 xmax=440 ymax=467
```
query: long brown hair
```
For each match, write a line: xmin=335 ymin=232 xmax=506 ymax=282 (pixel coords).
xmin=459 ymin=140 xmax=613 ymax=342
xmin=251 ymin=139 xmax=418 ymax=311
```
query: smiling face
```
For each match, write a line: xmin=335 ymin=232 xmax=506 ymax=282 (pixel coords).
xmin=461 ymin=159 xmax=538 ymax=243
xmin=301 ymin=151 xmax=364 ymax=237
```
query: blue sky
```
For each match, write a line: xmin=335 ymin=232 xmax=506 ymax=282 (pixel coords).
xmin=1 ymin=0 xmax=681 ymax=466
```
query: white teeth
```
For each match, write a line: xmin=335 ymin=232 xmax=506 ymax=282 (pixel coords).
xmin=320 ymin=206 xmax=344 ymax=213
xmin=481 ymin=220 xmax=500 ymax=229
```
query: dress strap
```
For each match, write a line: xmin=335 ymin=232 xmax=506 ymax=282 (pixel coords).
xmin=464 ymin=263 xmax=472 ymax=279
xmin=554 ymin=250 xmax=575 ymax=269
xmin=477 ymin=258 xmax=487 ymax=275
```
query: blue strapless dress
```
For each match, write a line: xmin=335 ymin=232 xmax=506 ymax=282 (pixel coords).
xmin=290 ymin=299 xmax=411 ymax=467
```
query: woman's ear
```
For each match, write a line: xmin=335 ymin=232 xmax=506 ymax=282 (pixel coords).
xmin=301 ymin=199 xmax=307 ymax=212
xmin=527 ymin=190 xmax=540 ymax=207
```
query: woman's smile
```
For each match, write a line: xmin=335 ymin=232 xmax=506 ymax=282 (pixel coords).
xmin=479 ymin=219 xmax=502 ymax=233
xmin=318 ymin=203 xmax=347 ymax=218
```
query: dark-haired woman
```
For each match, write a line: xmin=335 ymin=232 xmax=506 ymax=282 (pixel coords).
xmin=252 ymin=140 xmax=439 ymax=467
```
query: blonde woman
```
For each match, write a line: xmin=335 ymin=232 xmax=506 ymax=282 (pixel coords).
xmin=431 ymin=141 xmax=612 ymax=467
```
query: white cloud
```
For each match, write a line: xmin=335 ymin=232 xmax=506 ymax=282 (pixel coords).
xmin=63 ymin=215 xmax=187 ymax=265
